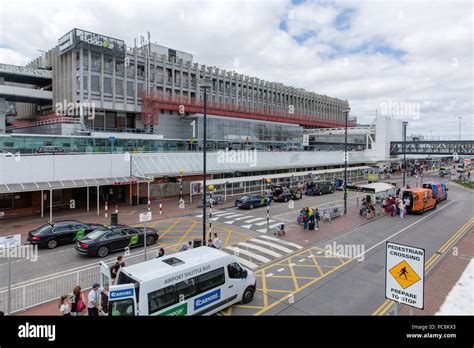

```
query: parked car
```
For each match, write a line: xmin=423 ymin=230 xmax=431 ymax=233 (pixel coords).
xmin=27 ymin=220 xmax=105 ymax=249
xmin=306 ymin=181 xmax=334 ymax=195
xmin=235 ymin=195 xmax=271 ymax=209
xmin=74 ymin=224 xmax=159 ymax=258
xmin=198 ymin=194 xmax=224 ymax=208
xmin=36 ymin=146 xmax=65 ymax=154
xmin=0 ymin=149 xmax=14 ymax=157
xmin=272 ymin=186 xmax=303 ymax=202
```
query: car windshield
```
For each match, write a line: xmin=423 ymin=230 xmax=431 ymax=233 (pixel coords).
xmin=86 ymin=229 xmax=109 ymax=240
xmin=32 ymin=224 xmax=52 ymax=235
xmin=240 ymin=196 xmax=250 ymax=200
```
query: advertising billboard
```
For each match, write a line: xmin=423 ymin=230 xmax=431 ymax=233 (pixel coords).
xmin=58 ymin=28 xmax=125 ymax=58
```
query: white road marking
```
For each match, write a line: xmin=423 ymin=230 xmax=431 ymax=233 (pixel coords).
xmin=249 ymin=239 xmax=294 ymax=253
xmin=241 ymin=224 xmax=253 ymax=229
xmin=245 ymin=217 xmax=265 ymax=223
xmin=232 ymin=256 xmax=258 ymax=270
xmin=298 ymin=259 xmax=306 ymax=262
xmin=224 ymin=221 xmax=235 ymax=225
xmin=234 ymin=215 xmax=253 ymax=221
xmin=267 ymin=273 xmax=274 ymax=277
xmin=269 ymin=222 xmax=284 ymax=228
xmin=224 ymin=214 xmax=245 ymax=219
xmin=255 ymin=219 xmax=275 ymax=226
xmin=277 ymin=268 xmax=285 ymax=272
xmin=351 ymin=199 xmax=457 ymax=260
xmin=256 ymin=229 xmax=269 ymax=233
xmin=225 ymin=247 xmax=271 ymax=263
xmin=238 ymin=242 xmax=283 ymax=258
xmin=259 ymin=235 xmax=303 ymax=249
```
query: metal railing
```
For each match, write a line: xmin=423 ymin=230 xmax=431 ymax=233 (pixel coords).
xmin=0 ymin=244 xmax=165 ymax=314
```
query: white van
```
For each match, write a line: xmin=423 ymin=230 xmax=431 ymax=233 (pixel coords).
xmin=99 ymin=247 xmax=257 ymax=316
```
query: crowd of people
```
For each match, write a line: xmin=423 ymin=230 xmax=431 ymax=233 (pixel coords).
xmin=382 ymin=195 xmax=410 ymax=219
xmin=297 ymin=207 xmax=321 ymax=230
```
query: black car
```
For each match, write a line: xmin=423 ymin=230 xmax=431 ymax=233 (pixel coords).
xmin=306 ymin=181 xmax=334 ymax=196
xmin=272 ymin=187 xmax=303 ymax=202
xmin=27 ymin=220 xmax=105 ymax=249
xmin=74 ymin=225 xmax=159 ymax=258
xmin=235 ymin=195 xmax=271 ymax=209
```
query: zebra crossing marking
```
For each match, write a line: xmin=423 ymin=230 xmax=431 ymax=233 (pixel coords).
xmin=238 ymin=242 xmax=283 ymax=258
xmin=259 ymin=235 xmax=303 ymax=249
xmin=254 ymin=219 xmax=275 ymax=226
xmin=249 ymin=239 xmax=294 ymax=253
xmin=244 ymin=217 xmax=265 ymax=223
xmin=232 ymin=255 xmax=258 ymax=270
xmin=225 ymin=247 xmax=271 ymax=263
xmin=241 ymin=224 xmax=253 ymax=229
xmin=256 ymin=229 xmax=268 ymax=233
xmin=234 ymin=215 xmax=254 ymax=221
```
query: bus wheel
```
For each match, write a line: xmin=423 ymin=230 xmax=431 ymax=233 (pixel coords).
xmin=241 ymin=287 xmax=255 ymax=304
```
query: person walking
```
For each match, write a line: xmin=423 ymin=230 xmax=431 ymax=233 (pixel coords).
xmin=87 ymin=283 xmax=102 ymax=317
xmin=314 ymin=208 xmax=321 ymax=230
xmin=303 ymin=207 xmax=309 ymax=230
xmin=155 ymin=248 xmax=165 ymax=258
xmin=69 ymin=285 xmax=86 ymax=316
xmin=212 ymin=233 xmax=223 ymax=249
xmin=59 ymin=295 xmax=71 ymax=316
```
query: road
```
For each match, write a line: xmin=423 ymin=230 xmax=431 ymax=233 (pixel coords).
xmin=224 ymin=175 xmax=473 ymax=315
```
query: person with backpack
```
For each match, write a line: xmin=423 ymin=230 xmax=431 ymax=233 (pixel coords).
xmin=69 ymin=285 xmax=86 ymax=316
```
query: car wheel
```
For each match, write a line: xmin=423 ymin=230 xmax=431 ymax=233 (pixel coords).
xmin=249 ymin=204 xmax=254 ymax=209
xmin=46 ymin=238 xmax=58 ymax=249
xmin=146 ymin=235 xmax=156 ymax=246
xmin=97 ymin=246 xmax=109 ymax=258
xmin=241 ymin=286 xmax=255 ymax=304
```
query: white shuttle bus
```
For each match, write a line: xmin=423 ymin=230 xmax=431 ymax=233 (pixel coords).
xmin=99 ymin=247 xmax=257 ymax=316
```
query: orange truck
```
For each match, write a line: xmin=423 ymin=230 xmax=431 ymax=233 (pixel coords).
xmin=402 ymin=188 xmax=437 ymax=214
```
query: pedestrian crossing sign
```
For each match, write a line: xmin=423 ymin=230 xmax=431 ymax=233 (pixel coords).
xmin=385 ymin=242 xmax=425 ymax=309
xmin=389 ymin=260 xmax=421 ymax=289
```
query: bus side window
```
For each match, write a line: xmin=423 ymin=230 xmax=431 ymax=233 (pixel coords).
xmin=148 ymin=285 xmax=176 ymax=314
xmin=176 ymin=279 xmax=197 ymax=301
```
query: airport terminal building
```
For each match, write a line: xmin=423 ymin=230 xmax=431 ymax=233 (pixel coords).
xmin=1 ymin=29 xmax=405 ymax=220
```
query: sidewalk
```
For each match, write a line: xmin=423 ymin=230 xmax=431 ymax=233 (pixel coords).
xmin=0 ymin=196 xmax=236 ymax=241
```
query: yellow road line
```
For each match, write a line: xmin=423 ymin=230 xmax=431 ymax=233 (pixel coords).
xmin=253 ymin=258 xmax=353 ymax=316
xmin=373 ymin=217 xmax=473 ymax=316
xmin=261 ymin=269 xmax=268 ymax=308
xmin=158 ymin=217 xmax=183 ymax=238
xmin=287 ymin=258 xmax=300 ymax=290
xmin=175 ymin=221 xmax=198 ymax=246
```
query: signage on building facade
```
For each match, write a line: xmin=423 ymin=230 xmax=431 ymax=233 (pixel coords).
xmin=58 ymin=28 xmax=125 ymax=58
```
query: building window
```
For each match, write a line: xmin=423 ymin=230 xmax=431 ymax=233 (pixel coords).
xmin=91 ymin=75 xmax=100 ymax=93
xmin=0 ymin=194 xmax=13 ymax=210
xmin=127 ymin=81 xmax=134 ymax=97
xmin=104 ymin=77 xmax=112 ymax=94
xmin=104 ymin=59 xmax=113 ymax=74
xmin=116 ymin=79 xmax=123 ymax=95
xmin=91 ymin=54 xmax=101 ymax=72
xmin=115 ymin=62 xmax=124 ymax=76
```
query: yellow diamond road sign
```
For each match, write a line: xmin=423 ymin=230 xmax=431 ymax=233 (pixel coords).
xmin=389 ymin=260 xmax=421 ymax=289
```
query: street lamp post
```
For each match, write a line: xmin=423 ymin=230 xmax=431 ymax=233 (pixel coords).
xmin=343 ymin=108 xmax=350 ymax=215
xmin=402 ymin=122 xmax=408 ymax=187
xmin=265 ymin=178 xmax=271 ymax=233
xmin=458 ymin=116 xmax=462 ymax=140
xmin=208 ymin=184 xmax=214 ymax=240
xmin=200 ymin=81 xmax=211 ymax=246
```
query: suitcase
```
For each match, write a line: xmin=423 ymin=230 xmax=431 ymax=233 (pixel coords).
xmin=309 ymin=221 xmax=315 ymax=230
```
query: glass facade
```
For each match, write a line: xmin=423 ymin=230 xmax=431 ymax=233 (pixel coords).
xmin=0 ymin=133 xmax=303 ymax=154
xmin=195 ymin=115 xmax=302 ymax=148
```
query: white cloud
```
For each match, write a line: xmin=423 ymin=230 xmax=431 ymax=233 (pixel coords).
xmin=0 ymin=0 xmax=472 ymax=138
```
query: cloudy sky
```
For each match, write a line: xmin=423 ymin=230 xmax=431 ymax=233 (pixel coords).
xmin=0 ymin=0 xmax=472 ymax=139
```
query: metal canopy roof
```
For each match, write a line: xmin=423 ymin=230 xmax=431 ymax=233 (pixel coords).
xmin=0 ymin=176 xmax=151 ymax=194
xmin=192 ymin=166 xmax=370 ymax=186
